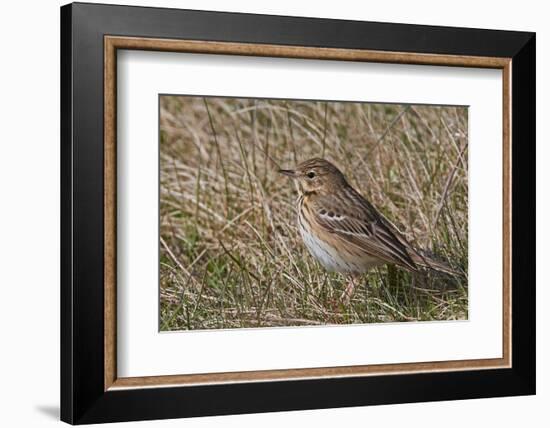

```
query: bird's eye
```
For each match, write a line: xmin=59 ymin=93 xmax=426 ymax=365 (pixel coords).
xmin=306 ymin=171 xmax=316 ymax=179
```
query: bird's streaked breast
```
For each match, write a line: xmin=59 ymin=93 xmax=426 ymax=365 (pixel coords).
xmin=298 ymin=195 xmax=381 ymax=273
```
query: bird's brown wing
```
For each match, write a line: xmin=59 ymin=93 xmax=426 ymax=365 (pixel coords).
xmin=309 ymin=189 xmax=418 ymax=271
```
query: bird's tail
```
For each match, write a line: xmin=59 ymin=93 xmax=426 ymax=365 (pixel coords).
xmin=409 ymin=250 xmax=461 ymax=276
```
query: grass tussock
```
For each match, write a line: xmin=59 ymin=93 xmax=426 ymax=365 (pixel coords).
xmin=159 ymin=96 xmax=468 ymax=331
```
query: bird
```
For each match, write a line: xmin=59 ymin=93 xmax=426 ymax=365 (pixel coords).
xmin=278 ymin=157 xmax=457 ymax=302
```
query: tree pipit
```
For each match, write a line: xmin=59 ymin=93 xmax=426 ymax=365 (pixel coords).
xmin=279 ymin=158 xmax=456 ymax=303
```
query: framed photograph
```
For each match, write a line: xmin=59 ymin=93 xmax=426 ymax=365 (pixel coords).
xmin=60 ymin=2 xmax=535 ymax=424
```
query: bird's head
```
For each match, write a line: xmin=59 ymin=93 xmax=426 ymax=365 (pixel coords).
xmin=278 ymin=158 xmax=348 ymax=194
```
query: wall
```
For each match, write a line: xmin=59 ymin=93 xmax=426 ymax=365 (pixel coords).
xmin=0 ymin=0 xmax=545 ymax=426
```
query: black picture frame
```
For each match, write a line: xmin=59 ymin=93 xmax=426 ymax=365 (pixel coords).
xmin=61 ymin=2 xmax=535 ymax=424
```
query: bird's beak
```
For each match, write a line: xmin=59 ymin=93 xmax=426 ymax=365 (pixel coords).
xmin=278 ymin=169 xmax=296 ymax=178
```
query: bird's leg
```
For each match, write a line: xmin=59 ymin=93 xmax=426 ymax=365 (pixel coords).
xmin=340 ymin=275 xmax=358 ymax=304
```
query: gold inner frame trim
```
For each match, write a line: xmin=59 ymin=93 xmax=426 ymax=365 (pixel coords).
xmin=104 ymin=35 xmax=512 ymax=391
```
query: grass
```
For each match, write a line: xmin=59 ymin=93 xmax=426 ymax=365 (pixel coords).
xmin=159 ymin=96 xmax=468 ymax=331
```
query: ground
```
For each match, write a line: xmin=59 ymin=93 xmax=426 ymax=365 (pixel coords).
xmin=159 ymin=96 xmax=468 ymax=330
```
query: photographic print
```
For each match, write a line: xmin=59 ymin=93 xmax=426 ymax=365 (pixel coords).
xmin=159 ymin=95 xmax=468 ymax=331
xmin=62 ymin=7 xmax=534 ymax=421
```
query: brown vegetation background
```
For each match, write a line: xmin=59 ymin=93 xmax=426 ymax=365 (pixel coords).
xmin=159 ymin=96 xmax=468 ymax=330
